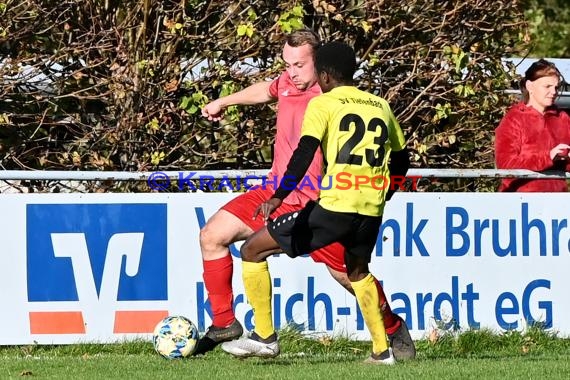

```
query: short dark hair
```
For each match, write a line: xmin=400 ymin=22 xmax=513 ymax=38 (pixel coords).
xmin=315 ymin=41 xmax=356 ymax=82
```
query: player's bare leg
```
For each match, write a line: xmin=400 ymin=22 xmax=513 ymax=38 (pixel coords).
xmin=325 ymin=266 xmax=353 ymax=292
xmin=194 ymin=210 xmax=253 ymax=355
xmin=200 ymin=209 xmax=254 ymax=260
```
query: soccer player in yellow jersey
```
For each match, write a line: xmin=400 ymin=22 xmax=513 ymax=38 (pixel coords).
xmin=222 ymin=41 xmax=410 ymax=365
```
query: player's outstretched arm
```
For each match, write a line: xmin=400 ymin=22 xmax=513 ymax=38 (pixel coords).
xmin=201 ymin=81 xmax=274 ymax=122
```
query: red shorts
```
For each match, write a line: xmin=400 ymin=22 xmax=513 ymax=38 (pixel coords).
xmin=222 ymin=187 xmax=346 ymax=273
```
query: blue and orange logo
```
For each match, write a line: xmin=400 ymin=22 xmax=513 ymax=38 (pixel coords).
xmin=26 ymin=203 xmax=168 ymax=335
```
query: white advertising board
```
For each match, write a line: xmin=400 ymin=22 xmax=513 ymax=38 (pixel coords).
xmin=0 ymin=192 xmax=568 ymax=344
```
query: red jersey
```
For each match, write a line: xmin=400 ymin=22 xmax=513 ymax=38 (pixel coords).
xmin=495 ymin=102 xmax=570 ymax=192
xmin=267 ymin=72 xmax=322 ymax=206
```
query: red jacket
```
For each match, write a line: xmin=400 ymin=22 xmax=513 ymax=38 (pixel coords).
xmin=495 ymin=102 xmax=570 ymax=192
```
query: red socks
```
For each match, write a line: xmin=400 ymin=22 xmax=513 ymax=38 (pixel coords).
xmin=202 ymin=255 xmax=235 ymax=327
xmin=203 ymin=255 xmax=401 ymax=334
xmin=374 ymin=277 xmax=401 ymax=335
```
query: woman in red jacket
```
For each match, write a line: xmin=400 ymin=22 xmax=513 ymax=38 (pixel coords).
xmin=495 ymin=59 xmax=570 ymax=192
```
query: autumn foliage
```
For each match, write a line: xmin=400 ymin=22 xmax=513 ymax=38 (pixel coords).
xmin=0 ymin=0 xmax=527 ymax=190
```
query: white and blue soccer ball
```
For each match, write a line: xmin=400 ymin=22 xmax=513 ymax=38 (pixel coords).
xmin=153 ymin=315 xmax=199 ymax=359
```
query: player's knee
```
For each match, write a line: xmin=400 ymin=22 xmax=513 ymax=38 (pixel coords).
xmin=240 ymin=239 xmax=264 ymax=263
xmin=199 ymin=222 xmax=222 ymax=257
xmin=239 ymin=239 xmax=254 ymax=262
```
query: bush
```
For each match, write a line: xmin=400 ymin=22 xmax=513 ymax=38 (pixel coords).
xmin=0 ymin=0 xmax=526 ymax=191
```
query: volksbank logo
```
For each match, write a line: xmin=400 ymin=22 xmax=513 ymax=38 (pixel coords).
xmin=26 ymin=203 xmax=168 ymax=335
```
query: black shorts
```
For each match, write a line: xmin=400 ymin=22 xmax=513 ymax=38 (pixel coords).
xmin=267 ymin=201 xmax=382 ymax=261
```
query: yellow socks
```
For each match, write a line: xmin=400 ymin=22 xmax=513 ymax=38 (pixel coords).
xmin=242 ymin=261 xmax=274 ymax=339
xmin=351 ymin=273 xmax=389 ymax=354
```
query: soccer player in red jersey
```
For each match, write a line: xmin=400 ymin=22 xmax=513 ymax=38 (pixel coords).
xmin=198 ymin=30 xmax=414 ymax=360
xmin=222 ymin=41 xmax=411 ymax=364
